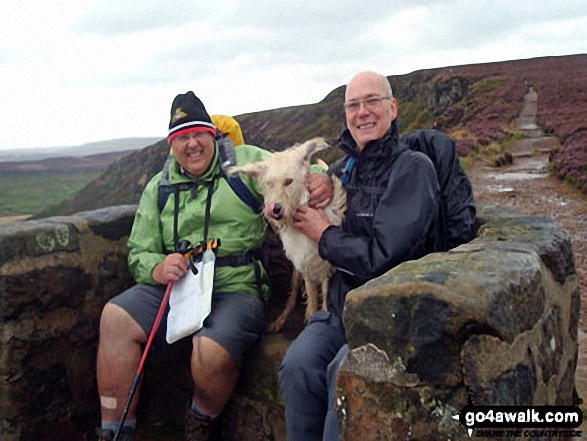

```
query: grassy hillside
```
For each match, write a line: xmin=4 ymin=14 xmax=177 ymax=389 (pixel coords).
xmin=0 ymin=150 xmax=136 ymax=217
xmin=34 ymin=140 xmax=169 ymax=218
xmin=35 ymin=54 xmax=587 ymax=218
xmin=0 ymin=172 xmax=100 ymax=217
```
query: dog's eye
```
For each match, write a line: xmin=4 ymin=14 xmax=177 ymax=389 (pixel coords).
xmin=284 ymin=178 xmax=293 ymax=186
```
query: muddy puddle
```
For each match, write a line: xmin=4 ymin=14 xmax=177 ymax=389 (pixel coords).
xmin=490 ymin=171 xmax=549 ymax=181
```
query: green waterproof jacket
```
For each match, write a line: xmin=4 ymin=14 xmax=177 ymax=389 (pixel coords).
xmin=128 ymin=143 xmax=271 ymax=300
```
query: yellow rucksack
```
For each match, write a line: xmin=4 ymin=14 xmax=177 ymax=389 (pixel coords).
xmin=211 ymin=114 xmax=245 ymax=147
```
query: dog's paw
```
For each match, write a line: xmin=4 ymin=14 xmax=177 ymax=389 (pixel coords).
xmin=266 ymin=316 xmax=287 ymax=334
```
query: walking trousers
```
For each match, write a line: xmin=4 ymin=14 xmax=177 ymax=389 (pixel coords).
xmin=278 ymin=311 xmax=349 ymax=441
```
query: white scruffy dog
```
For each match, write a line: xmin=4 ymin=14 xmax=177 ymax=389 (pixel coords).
xmin=229 ymin=138 xmax=346 ymax=331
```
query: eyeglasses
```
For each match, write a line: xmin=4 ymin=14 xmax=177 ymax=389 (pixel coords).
xmin=343 ymin=96 xmax=392 ymax=113
xmin=175 ymin=131 xmax=212 ymax=144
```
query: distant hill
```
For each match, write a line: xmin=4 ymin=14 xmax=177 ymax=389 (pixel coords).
xmin=36 ymin=54 xmax=587 ymax=218
xmin=0 ymin=137 xmax=161 ymax=162
xmin=0 ymin=150 xmax=139 ymax=174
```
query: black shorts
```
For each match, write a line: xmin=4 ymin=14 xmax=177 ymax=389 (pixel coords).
xmin=109 ymin=284 xmax=265 ymax=368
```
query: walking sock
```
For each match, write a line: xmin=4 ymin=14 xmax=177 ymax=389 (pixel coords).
xmin=190 ymin=399 xmax=220 ymax=421
xmin=101 ymin=419 xmax=136 ymax=432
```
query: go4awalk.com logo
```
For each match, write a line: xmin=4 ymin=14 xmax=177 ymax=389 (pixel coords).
xmin=452 ymin=404 xmax=583 ymax=438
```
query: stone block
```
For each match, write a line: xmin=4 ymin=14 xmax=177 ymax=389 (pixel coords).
xmin=337 ymin=205 xmax=579 ymax=440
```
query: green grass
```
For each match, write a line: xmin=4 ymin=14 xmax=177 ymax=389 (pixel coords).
xmin=0 ymin=171 xmax=100 ymax=217
xmin=397 ymin=97 xmax=435 ymax=133
xmin=458 ymin=155 xmax=474 ymax=172
xmin=470 ymin=77 xmax=508 ymax=95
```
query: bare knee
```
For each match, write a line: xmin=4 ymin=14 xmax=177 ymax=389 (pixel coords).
xmin=190 ymin=336 xmax=238 ymax=414
xmin=191 ymin=336 xmax=237 ymax=374
xmin=100 ymin=303 xmax=146 ymax=343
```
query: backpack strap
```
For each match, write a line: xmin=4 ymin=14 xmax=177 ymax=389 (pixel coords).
xmin=217 ymin=135 xmax=263 ymax=214
xmin=340 ymin=156 xmax=355 ymax=189
xmin=216 ymin=131 xmax=237 ymax=169
xmin=157 ymin=147 xmax=266 ymax=264
xmin=223 ymin=174 xmax=262 ymax=214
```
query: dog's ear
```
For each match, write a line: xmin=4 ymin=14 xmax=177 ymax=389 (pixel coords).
xmin=228 ymin=162 xmax=268 ymax=178
xmin=301 ymin=137 xmax=329 ymax=162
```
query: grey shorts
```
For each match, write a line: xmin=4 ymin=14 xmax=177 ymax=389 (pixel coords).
xmin=109 ymin=284 xmax=265 ymax=368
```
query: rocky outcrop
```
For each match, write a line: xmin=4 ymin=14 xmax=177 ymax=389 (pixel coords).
xmin=425 ymin=75 xmax=469 ymax=112
xmin=336 ymin=205 xmax=579 ymax=440
xmin=0 ymin=204 xmax=579 ymax=440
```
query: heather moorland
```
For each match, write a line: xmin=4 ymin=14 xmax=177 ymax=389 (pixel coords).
xmin=28 ymin=54 xmax=587 ymax=218
xmin=453 ymin=55 xmax=587 ymax=193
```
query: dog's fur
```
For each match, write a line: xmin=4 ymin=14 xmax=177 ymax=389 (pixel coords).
xmin=229 ymin=138 xmax=346 ymax=332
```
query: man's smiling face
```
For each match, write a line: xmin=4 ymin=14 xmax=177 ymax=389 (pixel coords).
xmin=344 ymin=72 xmax=398 ymax=151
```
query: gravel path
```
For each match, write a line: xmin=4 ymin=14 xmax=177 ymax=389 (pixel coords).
xmin=468 ymin=87 xmax=587 ymax=437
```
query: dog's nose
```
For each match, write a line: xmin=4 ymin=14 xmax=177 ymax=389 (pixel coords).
xmin=273 ymin=203 xmax=282 ymax=215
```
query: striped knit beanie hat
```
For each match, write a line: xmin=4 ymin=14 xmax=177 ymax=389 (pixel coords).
xmin=168 ymin=91 xmax=216 ymax=144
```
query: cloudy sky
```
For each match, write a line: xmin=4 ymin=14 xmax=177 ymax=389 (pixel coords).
xmin=1 ymin=0 xmax=586 ymax=150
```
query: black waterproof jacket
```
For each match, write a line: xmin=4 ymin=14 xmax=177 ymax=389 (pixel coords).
xmin=320 ymin=121 xmax=441 ymax=318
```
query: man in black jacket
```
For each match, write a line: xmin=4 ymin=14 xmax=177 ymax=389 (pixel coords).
xmin=279 ymin=71 xmax=442 ymax=440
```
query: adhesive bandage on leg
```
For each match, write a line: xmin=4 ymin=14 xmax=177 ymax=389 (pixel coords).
xmin=100 ymin=395 xmax=118 ymax=410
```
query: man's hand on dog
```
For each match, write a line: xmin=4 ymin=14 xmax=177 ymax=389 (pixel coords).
xmin=292 ymin=204 xmax=331 ymax=243
xmin=307 ymin=173 xmax=333 ymax=209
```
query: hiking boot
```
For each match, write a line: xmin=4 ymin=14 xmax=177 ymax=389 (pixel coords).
xmin=95 ymin=427 xmax=135 ymax=441
xmin=185 ymin=406 xmax=214 ymax=441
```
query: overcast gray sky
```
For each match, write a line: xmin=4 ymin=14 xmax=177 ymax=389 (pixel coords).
xmin=1 ymin=0 xmax=586 ymax=150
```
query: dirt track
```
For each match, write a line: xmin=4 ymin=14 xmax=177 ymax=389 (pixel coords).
xmin=468 ymin=87 xmax=587 ymax=437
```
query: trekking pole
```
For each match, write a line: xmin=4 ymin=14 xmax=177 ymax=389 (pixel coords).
xmin=114 ymin=241 xmax=193 ymax=441
xmin=113 ymin=279 xmax=172 ymax=441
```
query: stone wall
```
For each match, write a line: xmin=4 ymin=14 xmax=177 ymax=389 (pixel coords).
xmin=0 ymin=206 xmax=136 ymax=440
xmin=0 ymin=204 xmax=579 ymax=440
xmin=337 ymin=205 xmax=579 ymax=440
xmin=0 ymin=205 xmax=300 ymax=441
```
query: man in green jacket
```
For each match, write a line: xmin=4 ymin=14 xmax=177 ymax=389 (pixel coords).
xmin=95 ymin=91 xmax=332 ymax=441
